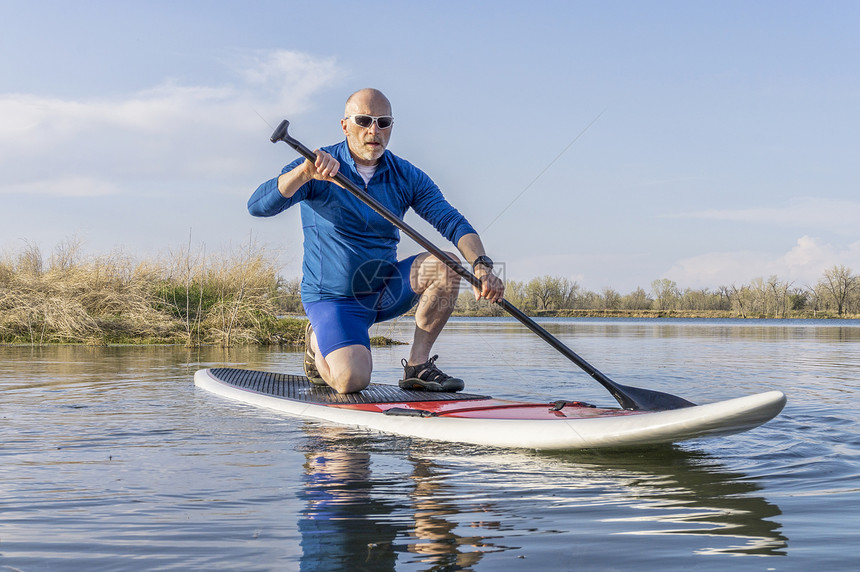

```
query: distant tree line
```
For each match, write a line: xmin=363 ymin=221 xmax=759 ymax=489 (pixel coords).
xmin=453 ymin=265 xmax=860 ymax=318
xmin=8 ymin=238 xmax=854 ymax=346
xmin=212 ymin=264 xmax=860 ymax=320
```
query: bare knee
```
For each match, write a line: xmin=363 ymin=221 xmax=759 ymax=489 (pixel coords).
xmin=323 ymin=345 xmax=372 ymax=394
xmin=438 ymin=251 xmax=462 ymax=284
xmin=440 ymin=250 xmax=460 ymax=263
xmin=431 ymin=254 xmax=462 ymax=299
xmin=329 ymin=369 xmax=371 ymax=394
xmin=414 ymin=252 xmax=462 ymax=292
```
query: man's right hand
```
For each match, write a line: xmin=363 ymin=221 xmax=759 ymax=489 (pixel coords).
xmin=304 ymin=149 xmax=340 ymax=182
xmin=277 ymin=150 xmax=341 ymax=198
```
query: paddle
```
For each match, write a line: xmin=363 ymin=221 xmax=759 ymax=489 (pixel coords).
xmin=269 ymin=119 xmax=695 ymax=411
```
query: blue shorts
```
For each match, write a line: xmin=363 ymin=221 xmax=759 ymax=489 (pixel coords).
xmin=303 ymin=256 xmax=419 ymax=357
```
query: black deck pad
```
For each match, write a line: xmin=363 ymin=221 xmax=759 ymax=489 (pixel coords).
xmin=210 ymin=368 xmax=491 ymax=405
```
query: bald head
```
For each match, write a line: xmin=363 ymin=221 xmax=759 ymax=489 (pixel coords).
xmin=341 ymin=88 xmax=393 ymax=166
xmin=345 ymin=88 xmax=392 ymax=117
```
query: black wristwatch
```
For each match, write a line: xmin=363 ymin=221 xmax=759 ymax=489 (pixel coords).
xmin=472 ymin=255 xmax=494 ymax=272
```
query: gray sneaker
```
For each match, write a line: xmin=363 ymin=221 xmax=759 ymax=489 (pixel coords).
xmin=399 ymin=355 xmax=465 ymax=392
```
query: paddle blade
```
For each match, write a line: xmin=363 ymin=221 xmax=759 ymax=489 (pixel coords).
xmin=611 ymin=382 xmax=696 ymax=410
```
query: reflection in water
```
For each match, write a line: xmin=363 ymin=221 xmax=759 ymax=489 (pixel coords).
xmin=539 ymin=447 xmax=788 ymax=557
xmin=298 ymin=430 xmax=401 ymax=571
xmin=296 ymin=423 xmax=787 ymax=568
xmin=297 ymin=428 xmax=493 ymax=571
xmin=406 ymin=457 xmax=491 ymax=570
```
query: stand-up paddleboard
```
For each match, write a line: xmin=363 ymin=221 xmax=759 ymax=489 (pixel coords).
xmin=195 ymin=368 xmax=786 ymax=450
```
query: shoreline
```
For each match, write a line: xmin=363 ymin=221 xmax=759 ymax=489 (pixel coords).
xmin=450 ymin=309 xmax=860 ymax=320
xmin=5 ymin=311 xmax=857 ymax=348
xmin=5 ymin=243 xmax=857 ymax=345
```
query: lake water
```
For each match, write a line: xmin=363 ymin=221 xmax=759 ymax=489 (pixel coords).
xmin=1 ymin=317 xmax=858 ymax=571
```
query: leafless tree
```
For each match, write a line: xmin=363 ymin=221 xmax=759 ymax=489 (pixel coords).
xmin=651 ymin=278 xmax=679 ymax=311
xmin=526 ymin=275 xmax=562 ymax=310
xmin=819 ymin=265 xmax=858 ymax=316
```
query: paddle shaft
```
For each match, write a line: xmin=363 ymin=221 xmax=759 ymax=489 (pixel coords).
xmin=270 ymin=120 xmax=694 ymax=410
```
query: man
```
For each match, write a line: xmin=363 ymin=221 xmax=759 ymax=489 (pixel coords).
xmin=248 ymin=88 xmax=503 ymax=394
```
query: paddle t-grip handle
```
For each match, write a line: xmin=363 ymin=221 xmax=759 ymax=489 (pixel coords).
xmin=270 ymin=120 xmax=315 ymax=161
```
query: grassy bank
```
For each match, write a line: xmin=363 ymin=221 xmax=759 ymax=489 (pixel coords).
xmin=0 ymin=241 xmax=305 ymax=346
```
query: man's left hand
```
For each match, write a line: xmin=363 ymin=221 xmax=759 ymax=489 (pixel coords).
xmin=473 ymin=268 xmax=504 ymax=303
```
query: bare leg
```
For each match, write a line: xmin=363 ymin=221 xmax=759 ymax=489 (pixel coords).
xmin=407 ymin=252 xmax=463 ymax=365
xmin=309 ymin=331 xmax=372 ymax=394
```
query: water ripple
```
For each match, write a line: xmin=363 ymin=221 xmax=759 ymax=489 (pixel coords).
xmin=2 ymin=321 xmax=859 ymax=570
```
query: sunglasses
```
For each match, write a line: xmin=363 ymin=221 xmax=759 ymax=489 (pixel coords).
xmin=346 ymin=114 xmax=394 ymax=129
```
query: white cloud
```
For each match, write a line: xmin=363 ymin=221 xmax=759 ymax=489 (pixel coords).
xmin=232 ymin=50 xmax=340 ymax=110
xmin=0 ymin=49 xmax=342 ymax=195
xmin=664 ymin=235 xmax=860 ymax=288
xmin=3 ymin=176 xmax=120 ymax=197
xmin=671 ymin=197 xmax=860 ymax=235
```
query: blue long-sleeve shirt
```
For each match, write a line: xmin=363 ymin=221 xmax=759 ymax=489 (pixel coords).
xmin=248 ymin=140 xmax=477 ymax=302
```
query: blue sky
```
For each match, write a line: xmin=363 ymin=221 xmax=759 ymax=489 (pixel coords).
xmin=2 ymin=0 xmax=859 ymax=293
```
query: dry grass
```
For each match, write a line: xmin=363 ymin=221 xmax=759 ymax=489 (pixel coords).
xmin=199 ymin=241 xmax=283 ymax=346
xmin=0 ymin=240 xmax=304 ymax=346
